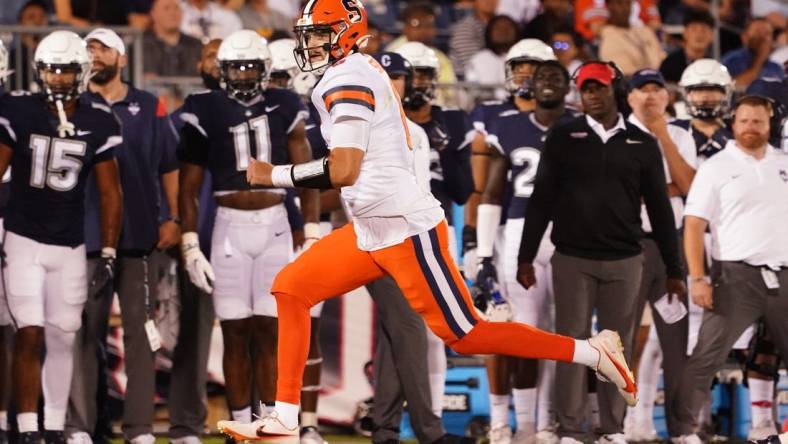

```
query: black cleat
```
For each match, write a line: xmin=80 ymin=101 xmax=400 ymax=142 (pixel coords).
xmin=43 ymin=430 xmax=67 ymax=444
xmin=430 ymin=434 xmax=478 ymax=444
xmin=748 ymin=433 xmax=788 ymax=444
xmin=19 ymin=431 xmax=42 ymax=444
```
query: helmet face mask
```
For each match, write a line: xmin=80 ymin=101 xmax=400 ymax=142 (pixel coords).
xmin=220 ymin=60 xmax=267 ymax=102
xmin=685 ymin=85 xmax=730 ymax=120
xmin=293 ymin=25 xmax=336 ymax=73
xmin=506 ymin=59 xmax=540 ymax=98
xmin=403 ymin=66 xmax=436 ymax=110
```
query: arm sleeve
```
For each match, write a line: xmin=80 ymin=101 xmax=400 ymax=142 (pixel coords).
xmin=518 ymin=129 xmax=562 ymax=263
xmin=640 ymin=141 xmax=683 ymax=278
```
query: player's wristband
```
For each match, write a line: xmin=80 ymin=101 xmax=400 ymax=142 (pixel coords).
xmin=181 ymin=232 xmax=200 ymax=255
xmin=304 ymin=222 xmax=320 ymax=240
xmin=292 ymin=157 xmax=333 ymax=189
xmin=271 ymin=165 xmax=295 ymax=188
xmin=101 ymin=247 xmax=117 ymax=259
xmin=477 ymin=204 xmax=502 ymax=258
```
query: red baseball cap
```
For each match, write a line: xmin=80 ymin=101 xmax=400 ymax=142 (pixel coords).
xmin=574 ymin=62 xmax=616 ymax=89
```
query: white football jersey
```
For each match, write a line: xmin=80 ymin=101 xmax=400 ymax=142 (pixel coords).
xmin=313 ymin=53 xmax=443 ymax=250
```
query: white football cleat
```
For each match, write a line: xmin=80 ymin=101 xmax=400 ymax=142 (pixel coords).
xmin=748 ymin=420 xmax=779 ymax=441
xmin=534 ymin=430 xmax=559 ymax=444
xmin=300 ymin=426 xmax=328 ymax=444
xmin=588 ymin=330 xmax=638 ymax=407
xmin=671 ymin=434 xmax=702 ymax=444
xmin=489 ymin=423 xmax=513 ymax=444
xmin=218 ymin=412 xmax=298 ymax=442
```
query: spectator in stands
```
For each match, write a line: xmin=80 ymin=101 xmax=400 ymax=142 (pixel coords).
xmin=236 ymin=0 xmax=292 ymax=39
xmin=721 ymin=18 xmax=787 ymax=87
xmin=659 ymin=9 xmax=715 ymax=83
xmin=181 ymin=0 xmax=242 ymax=43
xmin=575 ymin=0 xmax=661 ymax=43
xmin=449 ymin=0 xmax=499 ymax=79
xmin=496 ymin=0 xmax=540 ymax=26
xmin=465 ymin=15 xmax=519 ymax=100
xmin=385 ymin=3 xmax=457 ymax=104
xmin=54 ymin=0 xmax=129 ymax=26
xmin=550 ymin=28 xmax=584 ymax=106
xmin=8 ymin=0 xmax=48 ymax=90
xmin=143 ymin=0 xmax=203 ymax=77
xmin=522 ymin=0 xmax=573 ymax=44
xmin=598 ymin=0 xmax=665 ymax=76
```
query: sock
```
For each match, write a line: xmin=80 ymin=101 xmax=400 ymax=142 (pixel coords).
xmin=490 ymin=394 xmax=510 ymax=427
xmin=426 ymin=327 xmax=447 ymax=417
xmin=231 ymin=406 xmax=251 ymax=423
xmin=259 ymin=402 xmax=275 ymax=417
xmin=300 ymin=411 xmax=318 ymax=428
xmin=42 ymin=327 xmax=76 ymax=432
xmin=0 ymin=411 xmax=7 ymax=431
xmin=512 ymin=388 xmax=536 ymax=435
xmin=749 ymin=378 xmax=775 ymax=426
xmin=572 ymin=340 xmax=599 ymax=368
xmin=17 ymin=413 xmax=38 ymax=433
xmin=274 ymin=401 xmax=300 ymax=429
xmin=43 ymin=407 xmax=66 ymax=431
xmin=635 ymin=333 xmax=662 ymax=429
xmin=536 ymin=360 xmax=555 ymax=432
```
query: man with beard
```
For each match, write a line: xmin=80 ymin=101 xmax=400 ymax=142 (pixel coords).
xmin=0 ymin=30 xmax=122 ymax=444
xmin=518 ymin=61 xmax=685 ymax=444
xmin=66 ymin=28 xmax=180 ymax=444
xmin=475 ymin=59 xmax=577 ymax=444
xmin=674 ymin=95 xmax=788 ymax=444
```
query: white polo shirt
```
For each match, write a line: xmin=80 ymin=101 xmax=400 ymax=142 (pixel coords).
xmin=628 ymin=114 xmax=698 ymax=231
xmin=684 ymin=141 xmax=788 ymax=267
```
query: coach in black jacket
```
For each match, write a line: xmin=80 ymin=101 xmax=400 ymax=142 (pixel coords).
xmin=516 ymin=61 xmax=686 ymax=442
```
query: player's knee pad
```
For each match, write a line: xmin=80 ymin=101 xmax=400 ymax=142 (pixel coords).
xmin=44 ymin=323 xmax=76 ymax=350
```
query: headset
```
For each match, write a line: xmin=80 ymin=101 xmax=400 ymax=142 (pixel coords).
xmin=570 ymin=60 xmax=628 ymax=114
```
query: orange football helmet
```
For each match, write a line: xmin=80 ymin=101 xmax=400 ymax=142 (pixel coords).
xmin=293 ymin=0 xmax=369 ymax=73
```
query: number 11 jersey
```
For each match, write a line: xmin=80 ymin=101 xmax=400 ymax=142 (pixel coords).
xmin=0 ymin=92 xmax=121 ymax=247
xmin=176 ymin=88 xmax=308 ymax=194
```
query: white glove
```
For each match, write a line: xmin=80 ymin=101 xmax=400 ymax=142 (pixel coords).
xmin=181 ymin=232 xmax=215 ymax=293
xmin=463 ymin=248 xmax=479 ymax=279
xmin=303 ymin=222 xmax=321 ymax=251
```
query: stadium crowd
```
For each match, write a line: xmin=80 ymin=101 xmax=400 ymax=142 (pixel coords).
xmin=0 ymin=1 xmax=787 ymax=444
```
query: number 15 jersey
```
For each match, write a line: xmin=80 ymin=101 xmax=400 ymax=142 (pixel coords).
xmin=0 ymin=93 xmax=121 ymax=246
xmin=311 ymin=52 xmax=443 ymax=251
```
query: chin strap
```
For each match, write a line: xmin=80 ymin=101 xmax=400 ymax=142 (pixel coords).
xmin=55 ymin=99 xmax=75 ymax=138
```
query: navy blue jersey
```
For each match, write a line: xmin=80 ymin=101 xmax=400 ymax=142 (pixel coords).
xmin=417 ymin=106 xmax=474 ymax=225
xmin=83 ymin=87 xmax=179 ymax=253
xmin=177 ymin=88 xmax=308 ymax=192
xmin=488 ymin=109 xmax=577 ymax=219
xmin=469 ymin=99 xmax=517 ymax=136
xmin=672 ymin=119 xmax=732 ymax=161
xmin=0 ymin=92 xmax=121 ymax=246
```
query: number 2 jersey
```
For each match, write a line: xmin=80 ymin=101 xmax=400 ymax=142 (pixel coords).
xmin=0 ymin=92 xmax=121 ymax=246
xmin=311 ymin=52 xmax=443 ymax=251
xmin=487 ymin=109 xmax=577 ymax=220
xmin=177 ymin=88 xmax=308 ymax=194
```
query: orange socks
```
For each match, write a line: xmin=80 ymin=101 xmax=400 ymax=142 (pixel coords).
xmin=272 ymin=291 xmax=313 ymax=404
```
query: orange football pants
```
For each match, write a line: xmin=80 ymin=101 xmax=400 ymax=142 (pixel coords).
xmin=270 ymin=220 xmax=575 ymax=404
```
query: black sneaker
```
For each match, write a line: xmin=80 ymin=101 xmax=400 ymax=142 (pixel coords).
xmin=18 ymin=431 xmax=41 ymax=444
xmin=43 ymin=430 xmax=66 ymax=444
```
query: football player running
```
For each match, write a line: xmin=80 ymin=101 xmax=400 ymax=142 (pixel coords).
xmin=219 ymin=0 xmax=638 ymax=439
xmin=0 ymin=31 xmax=123 ymax=444
xmin=267 ymin=37 xmax=327 ymax=444
xmin=178 ymin=30 xmax=319 ymax=428
xmin=477 ymin=60 xmax=577 ymax=444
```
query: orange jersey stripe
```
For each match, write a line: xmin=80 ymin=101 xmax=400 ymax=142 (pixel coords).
xmin=322 ymin=86 xmax=375 ymax=112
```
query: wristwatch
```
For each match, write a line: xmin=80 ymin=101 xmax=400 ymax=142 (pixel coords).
xmin=165 ymin=215 xmax=182 ymax=225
